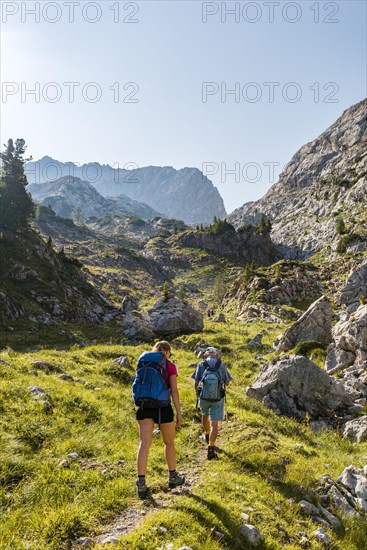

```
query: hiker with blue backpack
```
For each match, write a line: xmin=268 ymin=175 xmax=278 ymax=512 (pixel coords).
xmin=132 ymin=340 xmax=185 ymax=498
xmin=192 ymin=347 xmax=232 ymax=460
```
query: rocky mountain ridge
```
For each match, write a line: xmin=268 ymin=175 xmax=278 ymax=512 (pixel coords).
xmin=28 ymin=176 xmax=161 ymax=221
xmin=25 ymin=158 xmax=227 ymax=224
xmin=228 ymin=99 xmax=367 ymax=258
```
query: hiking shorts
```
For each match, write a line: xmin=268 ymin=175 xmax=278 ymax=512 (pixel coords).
xmin=200 ymin=398 xmax=224 ymax=421
xmin=136 ymin=403 xmax=174 ymax=424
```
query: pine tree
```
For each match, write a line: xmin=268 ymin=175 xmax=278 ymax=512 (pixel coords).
xmin=162 ymin=281 xmax=171 ymax=302
xmin=335 ymin=216 xmax=346 ymax=235
xmin=0 ymin=138 xmax=34 ymax=236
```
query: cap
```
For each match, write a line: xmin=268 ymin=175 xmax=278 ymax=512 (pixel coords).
xmin=204 ymin=347 xmax=220 ymax=356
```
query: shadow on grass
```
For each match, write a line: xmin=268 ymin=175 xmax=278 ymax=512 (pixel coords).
xmin=175 ymin=492 xmax=269 ymax=549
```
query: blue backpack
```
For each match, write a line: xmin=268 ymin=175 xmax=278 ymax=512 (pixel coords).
xmin=199 ymin=359 xmax=223 ymax=402
xmin=132 ymin=351 xmax=170 ymax=409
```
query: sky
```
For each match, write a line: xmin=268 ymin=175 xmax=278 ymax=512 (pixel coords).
xmin=1 ymin=0 xmax=366 ymax=213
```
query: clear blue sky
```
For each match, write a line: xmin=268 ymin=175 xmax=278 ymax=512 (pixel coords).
xmin=1 ymin=0 xmax=366 ymax=213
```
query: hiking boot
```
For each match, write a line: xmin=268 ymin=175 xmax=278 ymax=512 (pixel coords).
xmin=136 ymin=481 xmax=148 ymax=499
xmin=168 ymin=472 xmax=185 ymax=488
xmin=207 ymin=446 xmax=217 ymax=460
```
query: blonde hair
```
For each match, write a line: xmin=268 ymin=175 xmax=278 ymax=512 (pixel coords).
xmin=152 ymin=340 xmax=171 ymax=354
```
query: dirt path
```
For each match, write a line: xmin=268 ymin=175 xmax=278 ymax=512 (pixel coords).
xmin=78 ymin=434 xmax=209 ymax=547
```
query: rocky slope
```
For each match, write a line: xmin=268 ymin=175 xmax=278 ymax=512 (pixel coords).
xmin=228 ymin=99 xmax=367 ymax=258
xmin=28 ymin=176 xmax=160 ymax=221
xmin=0 ymin=227 xmax=114 ymax=324
xmin=25 ymin=159 xmax=227 ymax=224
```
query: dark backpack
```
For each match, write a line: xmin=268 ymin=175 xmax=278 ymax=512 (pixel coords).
xmin=199 ymin=359 xmax=223 ymax=402
xmin=132 ymin=351 xmax=170 ymax=409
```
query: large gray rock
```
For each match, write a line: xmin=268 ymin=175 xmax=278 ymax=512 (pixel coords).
xmin=340 ymin=258 xmax=367 ymax=312
xmin=122 ymin=311 xmax=155 ymax=341
xmin=274 ymin=296 xmax=333 ymax=351
xmin=341 ymin=416 xmax=367 ymax=443
xmin=326 ymin=305 xmax=367 ymax=372
xmin=246 ymin=355 xmax=357 ymax=420
xmin=149 ymin=298 xmax=203 ymax=336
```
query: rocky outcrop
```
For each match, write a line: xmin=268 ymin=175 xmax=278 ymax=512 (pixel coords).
xmin=339 ymin=258 xmax=367 ymax=312
xmin=246 ymin=355 xmax=357 ymax=420
xmin=274 ymin=296 xmax=333 ymax=351
xmin=28 ymin=176 xmax=160 ymax=221
xmin=174 ymin=224 xmax=279 ymax=266
xmin=326 ymin=304 xmax=367 ymax=372
xmin=227 ymin=99 xmax=367 ymax=258
xmin=26 ymin=159 xmax=227 ymax=224
xmin=121 ymin=298 xmax=204 ymax=340
xmin=342 ymin=417 xmax=367 ymax=443
xmin=149 ymin=298 xmax=203 ymax=336
xmin=0 ymin=292 xmax=25 ymax=323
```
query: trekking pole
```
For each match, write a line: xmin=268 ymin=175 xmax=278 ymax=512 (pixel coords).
xmin=185 ymin=395 xmax=199 ymax=457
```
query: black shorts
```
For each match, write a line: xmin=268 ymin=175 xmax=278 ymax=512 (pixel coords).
xmin=136 ymin=404 xmax=174 ymax=424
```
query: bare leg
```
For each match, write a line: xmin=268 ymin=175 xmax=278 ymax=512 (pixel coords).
xmin=202 ymin=415 xmax=210 ymax=434
xmin=160 ymin=422 xmax=176 ymax=471
xmin=210 ymin=420 xmax=219 ymax=445
xmin=137 ymin=419 xmax=154 ymax=476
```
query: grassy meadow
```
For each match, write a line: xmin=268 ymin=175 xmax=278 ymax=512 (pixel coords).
xmin=0 ymin=319 xmax=367 ymax=549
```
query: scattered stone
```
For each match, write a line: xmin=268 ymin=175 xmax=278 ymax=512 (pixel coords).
xmin=0 ymin=359 xmax=10 ymax=366
xmin=248 ymin=333 xmax=263 ymax=348
xmin=241 ymin=512 xmax=250 ymax=522
xmin=77 ymin=537 xmax=94 ymax=547
xmin=210 ymin=528 xmax=225 ymax=540
xmin=57 ymin=460 xmax=70 ymax=468
xmin=317 ymin=505 xmax=342 ymax=531
xmin=212 ymin=314 xmax=226 ymax=323
xmin=159 ymin=526 xmax=168 ymax=534
xmin=177 ymin=547 xmax=194 ymax=550
xmin=28 ymin=385 xmax=46 ymax=395
xmin=342 ymin=416 xmax=367 ymax=443
xmin=68 ymin=452 xmax=80 ymax=460
xmin=59 ymin=374 xmax=73 ymax=381
xmin=239 ymin=524 xmax=262 ymax=546
xmin=274 ymin=296 xmax=333 ymax=351
xmin=113 ymin=355 xmax=130 ymax=367
xmin=298 ymin=500 xmax=319 ymax=516
xmin=327 ymin=486 xmax=359 ymax=517
xmin=30 ymin=361 xmax=64 ymax=373
xmin=313 ymin=527 xmax=331 ymax=544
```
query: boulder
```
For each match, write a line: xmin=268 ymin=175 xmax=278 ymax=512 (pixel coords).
xmin=122 ymin=311 xmax=155 ymax=341
xmin=339 ymin=258 xmax=367 ymax=312
xmin=120 ymin=294 xmax=140 ymax=313
xmin=341 ymin=416 xmax=367 ymax=443
xmin=326 ymin=304 xmax=367 ymax=372
xmin=246 ymin=355 xmax=357 ymax=420
xmin=274 ymin=296 xmax=333 ymax=352
xmin=212 ymin=313 xmax=226 ymax=323
xmin=149 ymin=298 xmax=203 ymax=336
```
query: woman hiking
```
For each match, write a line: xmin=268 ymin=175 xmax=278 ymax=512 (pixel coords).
xmin=134 ymin=340 xmax=185 ymax=498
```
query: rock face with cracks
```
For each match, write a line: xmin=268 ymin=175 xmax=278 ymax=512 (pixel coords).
xmin=246 ymin=355 xmax=357 ymax=420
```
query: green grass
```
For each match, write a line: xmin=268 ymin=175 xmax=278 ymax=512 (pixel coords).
xmin=0 ymin=321 xmax=366 ymax=549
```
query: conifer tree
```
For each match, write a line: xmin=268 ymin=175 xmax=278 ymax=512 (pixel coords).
xmin=0 ymin=139 xmax=34 ymax=236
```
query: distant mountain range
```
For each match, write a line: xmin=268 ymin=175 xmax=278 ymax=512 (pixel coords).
xmin=25 ymin=159 xmax=227 ymax=224
xmin=227 ymin=98 xmax=367 ymax=258
xmin=28 ymin=176 xmax=161 ymax=221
